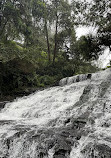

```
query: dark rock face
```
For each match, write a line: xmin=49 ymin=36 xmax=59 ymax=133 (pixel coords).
xmin=0 ymin=101 xmax=8 ymax=110
xmin=53 ymin=149 xmax=68 ymax=158
xmin=96 ymin=144 xmax=111 ymax=157
xmin=81 ymin=143 xmax=111 ymax=158
xmin=87 ymin=74 xmax=92 ymax=79
xmin=59 ymin=73 xmax=92 ymax=86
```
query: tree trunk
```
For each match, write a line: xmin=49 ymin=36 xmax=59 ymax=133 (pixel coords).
xmin=53 ymin=13 xmax=58 ymax=63
xmin=0 ymin=19 xmax=8 ymax=37
xmin=45 ymin=18 xmax=51 ymax=62
xmin=43 ymin=0 xmax=51 ymax=62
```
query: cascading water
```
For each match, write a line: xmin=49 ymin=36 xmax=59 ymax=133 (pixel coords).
xmin=0 ymin=68 xmax=111 ymax=158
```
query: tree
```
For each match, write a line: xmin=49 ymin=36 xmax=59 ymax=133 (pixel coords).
xmin=0 ymin=0 xmax=32 ymax=43
xmin=81 ymin=0 xmax=111 ymax=51
xmin=74 ymin=35 xmax=101 ymax=61
xmin=50 ymin=0 xmax=76 ymax=63
xmin=32 ymin=0 xmax=51 ymax=62
xmin=97 ymin=23 xmax=111 ymax=51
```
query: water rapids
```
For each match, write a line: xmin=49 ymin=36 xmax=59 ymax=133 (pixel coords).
xmin=0 ymin=68 xmax=111 ymax=158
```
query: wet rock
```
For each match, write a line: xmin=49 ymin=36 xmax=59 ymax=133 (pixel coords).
xmin=0 ymin=120 xmax=14 ymax=125
xmin=76 ymin=135 xmax=81 ymax=140
xmin=45 ymin=138 xmax=55 ymax=149
xmin=81 ymin=142 xmax=111 ymax=158
xmin=64 ymin=118 xmax=71 ymax=125
xmin=38 ymin=148 xmax=48 ymax=158
xmin=71 ymin=112 xmax=89 ymax=130
xmin=59 ymin=73 xmax=92 ymax=86
xmin=88 ymin=116 xmax=95 ymax=125
xmin=87 ymin=74 xmax=92 ymax=79
xmin=0 ymin=101 xmax=8 ymax=110
xmin=54 ymin=155 xmax=67 ymax=158
xmin=6 ymin=139 xmax=10 ymax=150
xmin=54 ymin=138 xmax=71 ymax=152
xmin=53 ymin=149 xmax=68 ymax=158
xmin=101 ymin=122 xmax=110 ymax=127
xmin=59 ymin=130 xmax=71 ymax=138
xmin=104 ymin=137 xmax=111 ymax=143
xmin=99 ymin=81 xmax=111 ymax=97
xmin=95 ymin=144 xmax=111 ymax=156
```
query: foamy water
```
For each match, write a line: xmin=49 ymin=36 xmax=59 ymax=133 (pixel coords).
xmin=0 ymin=68 xmax=111 ymax=158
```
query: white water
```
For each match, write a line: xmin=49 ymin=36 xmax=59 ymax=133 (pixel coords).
xmin=0 ymin=68 xmax=111 ymax=158
xmin=0 ymin=82 xmax=86 ymax=126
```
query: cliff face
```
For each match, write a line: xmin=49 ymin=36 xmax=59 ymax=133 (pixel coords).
xmin=0 ymin=68 xmax=111 ymax=158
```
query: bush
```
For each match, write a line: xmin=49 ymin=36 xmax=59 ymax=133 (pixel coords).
xmin=107 ymin=66 xmax=111 ymax=68
xmin=38 ymin=75 xmax=56 ymax=86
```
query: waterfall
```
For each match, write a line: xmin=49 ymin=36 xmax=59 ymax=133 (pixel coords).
xmin=0 ymin=68 xmax=111 ymax=158
xmin=59 ymin=73 xmax=92 ymax=86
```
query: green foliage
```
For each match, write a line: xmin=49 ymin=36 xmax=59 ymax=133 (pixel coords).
xmin=73 ymin=35 xmax=101 ymax=61
xmin=0 ymin=41 xmax=98 ymax=98
xmin=74 ymin=61 xmax=98 ymax=75
xmin=32 ymin=0 xmax=46 ymax=19
xmin=107 ymin=66 xmax=111 ymax=68
xmin=97 ymin=23 xmax=111 ymax=49
xmin=80 ymin=0 xmax=111 ymax=51
xmin=0 ymin=0 xmax=32 ymax=44
xmin=38 ymin=75 xmax=56 ymax=86
xmin=0 ymin=0 xmax=102 ymax=99
xmin=0 ymin=41 xmax=24 ymax=62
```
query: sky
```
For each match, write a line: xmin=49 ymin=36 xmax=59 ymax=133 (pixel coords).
xmin=76 ymin=26 xmax=97 ymax=39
